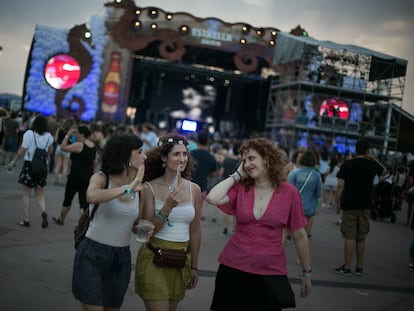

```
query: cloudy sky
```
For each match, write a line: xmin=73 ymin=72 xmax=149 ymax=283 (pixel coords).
xmin=1 ymin=0 xmax=413 ymax=114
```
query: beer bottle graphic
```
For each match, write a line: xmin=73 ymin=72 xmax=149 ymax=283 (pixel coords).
xmin=102 ymin=51 xmax=121 ymax=114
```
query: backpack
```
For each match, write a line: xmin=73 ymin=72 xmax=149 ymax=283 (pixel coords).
xmin=29 ymin=131 xmax=50 ymax=179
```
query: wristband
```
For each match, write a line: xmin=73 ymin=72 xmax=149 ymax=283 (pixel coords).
xmin=299 ymin=268 xmax=312 ymax=278
xmin=121 ymin=185 xmax=135 ymax=200
xmin=156 ymin=210 xmax=173 ymax=227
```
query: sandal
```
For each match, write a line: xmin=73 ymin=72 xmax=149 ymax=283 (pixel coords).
xmin=41 ymin=212 xmax=48 ymax=228
xmin=18 ymin=220 xmax=30 ymax=227
xmin=52 ymin=217 xmax=64 ymax=226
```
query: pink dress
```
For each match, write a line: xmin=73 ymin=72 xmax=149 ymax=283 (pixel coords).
xmin=217 ymin=182 xmax=306 ymax=275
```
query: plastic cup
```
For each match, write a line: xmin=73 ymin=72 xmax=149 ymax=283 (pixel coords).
xmin=135 ymin=219 xmax=153 ymax=243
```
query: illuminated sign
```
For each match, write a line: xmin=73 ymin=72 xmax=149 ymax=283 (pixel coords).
xmin=44 ymin=54 xmax=81 ymax=89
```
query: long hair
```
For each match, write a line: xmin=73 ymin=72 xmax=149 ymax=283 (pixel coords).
xmin=239 ymin=138 xmax=285 ymax=189
xmin=143 ymin=134 xmax=194 ymax=182
xmin=101 ymin=134 xmax=143 ymax=175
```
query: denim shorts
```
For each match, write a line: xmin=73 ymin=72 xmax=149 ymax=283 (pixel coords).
xmin=72 ymin=238 xmax=131 ymax=308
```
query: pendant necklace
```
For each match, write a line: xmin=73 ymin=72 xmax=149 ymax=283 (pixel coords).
xmin=255 ymin=187 xmax=273 ymax=200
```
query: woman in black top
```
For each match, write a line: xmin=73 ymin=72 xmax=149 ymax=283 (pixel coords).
xmin=52 ymin=124 xmax=97 ymax=225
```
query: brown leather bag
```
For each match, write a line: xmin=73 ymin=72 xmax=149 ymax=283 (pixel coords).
xmin=147 ymin=243 xmax=187 ymax=269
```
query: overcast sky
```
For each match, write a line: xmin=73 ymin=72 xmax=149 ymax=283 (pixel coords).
xmin=1 ymin=0 xmax=413 ymax=115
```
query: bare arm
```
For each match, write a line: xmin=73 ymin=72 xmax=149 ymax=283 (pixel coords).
xmin=188 ymin=183 xmax=202 ymax=289
xmin=291 ymin=227 xmax=312 ymax=297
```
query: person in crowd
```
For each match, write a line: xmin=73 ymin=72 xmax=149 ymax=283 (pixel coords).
xmin=52 ymin=125 xmax=97 ymax=225
xmin=207 ymin=138 xmax=311 ymax=310
xmin=191 ymin=131 xmax=217 ymax=220
xmin=392 ymin=165 xmax=407 ymax=211
xmin=406 ymin=163 xmax=414 ymax=227
xmin=47 ymin=114 xmax=59 ymax=172
xmin=333 ymin=140 xmax=384 ymax=276
xmin=6 ymin=115 xmax=54 ymax=228
xmin=140 ymin=122 xmax=158 ymax=152
xmin=0 ymin=107 xmax=9 ymax=148
xmin=72 ymin=134 xmax=148 ymax=310
xmin=218 ymin=141 xmax=241 ymax=236
xmin=321 ymin=154 xmax=342 ymax=208
xmin=288 ymin=150 xmax=322 ymax=240
xmin=135 ymin=134 xmax=202 ymax=311
xmin=52 ymin=118 xmax=73 ymax=185
xmin=1 ymin=110 xmax=19 ymax=165
xmin=284 ymin=149 xmax=303 ymax=178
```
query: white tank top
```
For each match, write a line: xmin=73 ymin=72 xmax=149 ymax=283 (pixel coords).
xmin=147 ymin=181 xmax=195 ymax=242
xmin=86 ymin=182 xmax=139 ymax=247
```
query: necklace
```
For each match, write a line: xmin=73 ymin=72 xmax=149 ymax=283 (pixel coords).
xmin=255 ymin=187 xmax=273 ymax=200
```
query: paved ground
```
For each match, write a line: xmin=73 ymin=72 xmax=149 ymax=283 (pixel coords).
xmin=0 ymin=161 xmax=413 ymax=311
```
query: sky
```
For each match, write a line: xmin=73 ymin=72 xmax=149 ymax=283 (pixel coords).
xmin=1 ymin=0 xmax=413 ymax=115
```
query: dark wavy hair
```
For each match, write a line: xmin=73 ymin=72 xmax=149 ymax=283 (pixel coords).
xmin=31 ymin=115 xmax=48 ymax=134
xmin=239 ymin=138 xmax=285 ymax=189
xmin=143 ymin=134 xmax=194 ymax=182
xmin=101 ymin=134 xmax=143 ymax=175
xmin=77 ymin=124 xmax=91 ymax=138
xmin=299 ymin=150 xmax=317 ymax=167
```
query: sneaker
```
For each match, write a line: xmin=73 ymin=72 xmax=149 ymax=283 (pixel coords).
xmin=52 ymin=217 xmax=64 ymax=225
xmin=354 ymin=266 xmax=364 ymax=276
xmin=18 ymin=220 xmax=30 ymax=227
xmin=334 ymin=265 xmax=352 ymax=277
xmin=41 ymin=212 xmax=48 ymax=228
xmin=408 ymin=264 xmax=414 ymax=271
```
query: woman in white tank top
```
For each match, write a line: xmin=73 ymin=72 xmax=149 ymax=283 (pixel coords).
xmin=135 ymin=134 xmax=202 ymax=311
xmin=72 ymin=134 xmax=148 ymax=311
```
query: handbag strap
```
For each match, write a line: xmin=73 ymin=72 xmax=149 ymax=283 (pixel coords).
xmin=89 ymin=171 xmax=109 ymax=220
xmin=299 ymin=170 xmax=313 ymax=194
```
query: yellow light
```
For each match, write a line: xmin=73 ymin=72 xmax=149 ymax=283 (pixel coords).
xmin=84 ymin=31 xmax=91 ymax=39
xmin=269 ymin=40 xmax=275 ymax=46
xmin=240 ymin=38 xmax=246 ymax=44
xmin=151 ymin=23 xmax=157 ymax=29
xmin=135 ymin=9 xmax=141 ymax=15
xmin=166 ymin=14 xmax=173 ymax=20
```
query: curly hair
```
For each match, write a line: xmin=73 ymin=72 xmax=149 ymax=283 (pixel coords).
xmin=239 ymin=138 xmax=285 ymax=189
xmin=101 ymin=134 xmax=143 ymax=175
xmin=143 ymin=134 xmax=194 ymax=182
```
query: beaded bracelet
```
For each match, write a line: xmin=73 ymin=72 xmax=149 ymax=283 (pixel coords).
xmin=299 ymin=268 xmax=312 ymax=278
xmin=121 ymin=185 xmax=136 ymax=200
xmin=156 ymin=210 xmax=173 ymax=227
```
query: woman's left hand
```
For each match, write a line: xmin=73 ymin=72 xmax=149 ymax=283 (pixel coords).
xmin=187 ymin=269 xmax=198 ymax=289
xmin=300 ymin=277 xmax=311 ymax=297
xmin=129 ymin=164 xmax=146 ymax=193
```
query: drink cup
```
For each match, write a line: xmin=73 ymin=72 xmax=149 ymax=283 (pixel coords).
xmin=135 ymin=219 xmax=153 ymax=243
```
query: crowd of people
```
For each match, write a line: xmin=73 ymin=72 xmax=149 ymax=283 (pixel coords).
xmin=1 ymin=108 xmax=414 ymax=310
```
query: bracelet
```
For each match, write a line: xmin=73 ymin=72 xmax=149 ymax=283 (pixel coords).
xmin=299 ymin=268 xmax=312 ymax=278
xmin=191 ymin=267 xmax=198 ymax=271
xmin=156 ymin=210 xmax=169 ymax=221
xmin=121 ymin=185 xmax=135 ymax=200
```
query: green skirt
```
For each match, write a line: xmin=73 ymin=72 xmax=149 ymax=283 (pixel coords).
xmin=135 ymin=237 xmax=191 ymax=301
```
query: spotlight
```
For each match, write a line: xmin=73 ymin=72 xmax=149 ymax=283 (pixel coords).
xmin=269 ymin=40 xmax=275 ymax=46
xmin=166 ymin=13 xmax=173 ymax=20
xmin=179 ymin=25 xmax=190 ymax=34
xmin=241 ymin=24 xmax=250 ymax=34
xmin=240 ymin=38 xmax=246 ymax=44
xmin=271 ymin=30 xmax=277 ymax=37
xmin=132 ymin=21 xmax=141 ymax=29
xmin=135 ymin=9 xmax=141 ymax=15
xmin=151 ymin=23 xmax=157 ymax=29
xmin=149 ymin=9 xmax=158 ymax=19
xmin=256 ymin=28 xmax=264 ymax=37
xmin=84 ymin=31 xmax=92 ymax=39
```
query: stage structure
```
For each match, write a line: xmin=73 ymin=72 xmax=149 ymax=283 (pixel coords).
xmin=22 ymin=0 xmax=409 ymax=153
xmin=267 ymin=31 xmax=408 ymax=154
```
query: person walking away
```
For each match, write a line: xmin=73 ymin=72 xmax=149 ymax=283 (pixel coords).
xmin=52 ymin=118 xmax=73 ymax=185
xmin=333 ymin=140 xmax=384 ymax=276
xmin=288 ymin=150 xmax=322 ymax=240
xmin=207 ymin=138 xmax=311 ymax=310
xmin=72 ymin=134 xmax=148 ymax=310
xmin=6 ymin=115 xmax=54 ymax=228
xmin=135 ymin=134 xmax=202 ymax=311
xmin=2 ymin=110 xmax=19 ymax=165
xmin=321 ymin=154 xmax=341 ymax=208
xmin=52 ymin=125 xmax=97 ymax=225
